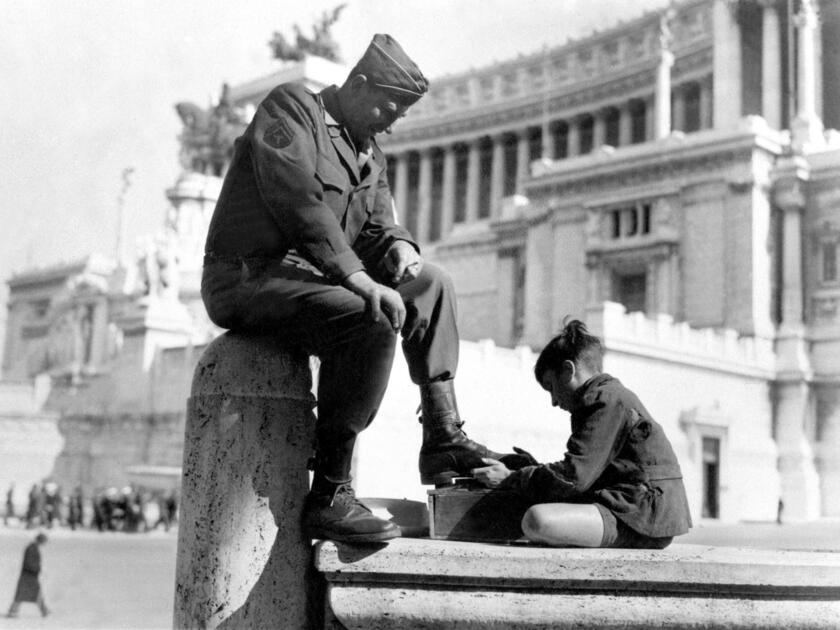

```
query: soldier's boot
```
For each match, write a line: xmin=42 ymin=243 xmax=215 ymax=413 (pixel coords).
xmin=302 ymin=475 xmax=400 ymax=543
xmin=418 ymin=379 xmax=510 ymax=485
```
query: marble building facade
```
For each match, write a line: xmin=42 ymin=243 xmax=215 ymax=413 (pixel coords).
xmin=1 ymin=0 xmax=838 ymax=522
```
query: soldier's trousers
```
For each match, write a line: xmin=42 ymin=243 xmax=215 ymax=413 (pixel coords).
xmin=201 ymin=259 xmax=459 ymax=480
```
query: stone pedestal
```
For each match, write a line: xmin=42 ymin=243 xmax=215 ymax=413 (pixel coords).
xmin=173 ymin=333 xmax=317 ymax=630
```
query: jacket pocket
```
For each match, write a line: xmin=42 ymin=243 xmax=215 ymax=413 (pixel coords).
xmin=314 ymin=153 xmax=348 ymax=193
xmin=314 ymin=153 xmax=350 ymax=226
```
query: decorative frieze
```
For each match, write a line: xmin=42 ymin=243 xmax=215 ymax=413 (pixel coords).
xmin=395 ymin=4 xmax=712 ymax=128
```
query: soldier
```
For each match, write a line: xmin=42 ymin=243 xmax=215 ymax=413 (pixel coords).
xmin=472 ymin=320 xmax=692 ymax=549
xmin=202 ymin=34 xmax=522 ymax=543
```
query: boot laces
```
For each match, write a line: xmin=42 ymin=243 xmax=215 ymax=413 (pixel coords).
xmin=328 ymin=482 xmax=370 ymax=514
xmin=416 ymin=403 xmax=468 ymax=434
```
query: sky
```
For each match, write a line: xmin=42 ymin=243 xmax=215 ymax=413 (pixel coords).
xmin=0 ymin=0 xmax=669 ymax=357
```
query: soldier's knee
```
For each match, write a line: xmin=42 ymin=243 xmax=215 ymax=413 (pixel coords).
xmin=420 ymin=262 xmax=453 ymax=290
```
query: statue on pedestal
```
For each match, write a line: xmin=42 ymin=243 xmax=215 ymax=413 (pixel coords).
xmin=268 ymin=4 xmax=347 ymax=63
xmin=658 ymin=5 xmax=676 ymax=55
xmin=175 ymin=84 xmax=247 ymax=176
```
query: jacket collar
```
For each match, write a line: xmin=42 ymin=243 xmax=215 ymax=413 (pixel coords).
xmin=571 ymin=373 xmax=612 ymax=410
xmin=319 ymin=86 xmax=384 ymax=188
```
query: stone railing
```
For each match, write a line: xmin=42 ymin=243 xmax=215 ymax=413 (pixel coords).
xmin=587 ymin=301 xmax=777 ymax=377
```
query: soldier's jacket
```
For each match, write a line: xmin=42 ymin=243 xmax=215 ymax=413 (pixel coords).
xmin=502 ymin=374 xmax=692 ymax=538
xmin=204 ymin=82 xmax=417 ymax=284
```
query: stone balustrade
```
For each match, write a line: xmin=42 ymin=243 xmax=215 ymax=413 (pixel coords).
xmin=588 ymin=301 xmax=777 ymax=377
xmin=316 ymin=537 xmax=840 ymax=629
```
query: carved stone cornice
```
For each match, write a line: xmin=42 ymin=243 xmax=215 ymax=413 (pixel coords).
xmin=773 ymin=155 xmax=812 ymax=212
xmin=491 ymin=216 xmax=529 ymax=249
xmin=585 ymin=240 xmax=679 ymax=268
xmin=672 ymin=45 xmax=714 ymax=78
xmin=527 ymin=144 xmax=756 ymax=201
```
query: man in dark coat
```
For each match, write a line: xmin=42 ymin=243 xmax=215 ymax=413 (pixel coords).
xmin=6 ymin=533 xmax=49 ymax=618
xmin=202 ymin=33 xmax=516 ymax=543
xmin=3 ymin=483 xmax=13 ymax=526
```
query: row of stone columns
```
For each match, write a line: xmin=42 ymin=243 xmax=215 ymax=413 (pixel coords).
xmin=714 ymin=0 xmax=793 ymax=132
xmin=390 ymin=80 xmax=711 ymax=242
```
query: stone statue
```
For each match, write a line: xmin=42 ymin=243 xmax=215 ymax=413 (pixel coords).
xmin=658 ymin=6 xmax=677 ymax=54
xmin=175 ymin=84 xmax=247 ymax=176
xmin=268 ymin=4 xmax=347 ymax=63
xmin=155 ymin=235 xmax=181 ymax=301
xmin=135 ymin=235 xmax=180 ymax=301
xmin=175 ymin=102 xmax=213 ymax=173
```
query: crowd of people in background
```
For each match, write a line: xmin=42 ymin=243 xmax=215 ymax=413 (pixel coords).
xmin=3 ymin=481 xmax=178 ymax=534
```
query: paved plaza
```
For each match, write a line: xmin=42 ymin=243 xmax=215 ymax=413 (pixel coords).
xmin=0 ymin=519 xmax=836 ymax=629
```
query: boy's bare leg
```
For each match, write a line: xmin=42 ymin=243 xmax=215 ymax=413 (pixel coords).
xmin=521 ymin=503 xmax=605 ymax=547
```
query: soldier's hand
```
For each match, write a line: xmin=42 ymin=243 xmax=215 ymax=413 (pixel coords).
xmin=376 ymin=284 xmax=406 ymax=332
xmin=471 ymin=458 xmax=511 ymax=488
xmin=343 ymin=271 xmax=405 ymax=332
xmin=382 ymin=240 xmax=423 ymax=285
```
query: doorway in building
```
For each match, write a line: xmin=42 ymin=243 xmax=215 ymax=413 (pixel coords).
xmin=613 ymin=270 xmax=647 ymax=314
xmin=702 ymin=436 xmax=721 ymax=518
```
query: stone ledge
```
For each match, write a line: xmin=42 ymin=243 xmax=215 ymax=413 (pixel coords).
xmin=189 ymin=332 xmax=314 ymax=401
xmin=315 ymin=538 xmax=840 ymax=629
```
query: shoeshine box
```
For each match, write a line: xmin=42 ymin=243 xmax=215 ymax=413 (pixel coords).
xmin=427 ymin=478 xmax=529 ymax=542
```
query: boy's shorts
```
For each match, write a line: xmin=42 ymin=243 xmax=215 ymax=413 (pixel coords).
xmin=595 ymin=503 xmax=673 ymax=549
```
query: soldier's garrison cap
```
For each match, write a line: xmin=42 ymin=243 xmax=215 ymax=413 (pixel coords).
xmin=351 ymin=34 xmax=428 ymax=103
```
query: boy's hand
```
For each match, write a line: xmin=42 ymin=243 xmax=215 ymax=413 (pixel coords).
xmin=499 ymin=446 xmax=538 ymax=470
xmin=471 ymin=458 xmax=511 ymax=488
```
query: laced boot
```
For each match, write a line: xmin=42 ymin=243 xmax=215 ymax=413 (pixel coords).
xmin=418 ymin=380 xmax=508 ymax=485
xmin=302 ymin=475 xmax=400 ymax=543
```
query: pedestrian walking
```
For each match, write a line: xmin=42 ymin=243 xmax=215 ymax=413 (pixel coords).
xmin=6 ymin=533 xmax=50 ymax=618
xmin=24 ymin=484 xmax=38 ymax=529
xmin=68 ymin=486 xmax=84 ymax=530
xmin=4 ymin=483 xmax=14 ymax=526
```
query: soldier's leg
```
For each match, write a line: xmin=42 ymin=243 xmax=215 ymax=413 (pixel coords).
xmin=397 ymin=263 xmax=512 ymax=484
xmin=235 ymin=264 xmax=401 ymax=542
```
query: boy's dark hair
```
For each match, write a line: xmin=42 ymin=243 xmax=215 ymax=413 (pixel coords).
xmin=534 ymin=319 xmax=604 ymax=382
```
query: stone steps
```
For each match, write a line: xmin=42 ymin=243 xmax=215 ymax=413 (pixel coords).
xmin=315 ymin=538 xmax=840 ymax=629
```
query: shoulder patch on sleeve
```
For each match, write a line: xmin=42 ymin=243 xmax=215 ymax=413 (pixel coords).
xmin=263 ymin=118 xmax=293 ymax=149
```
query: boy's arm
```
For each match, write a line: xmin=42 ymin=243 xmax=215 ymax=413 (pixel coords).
xmin=501 ymin=398 xmax=628 ymax=503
